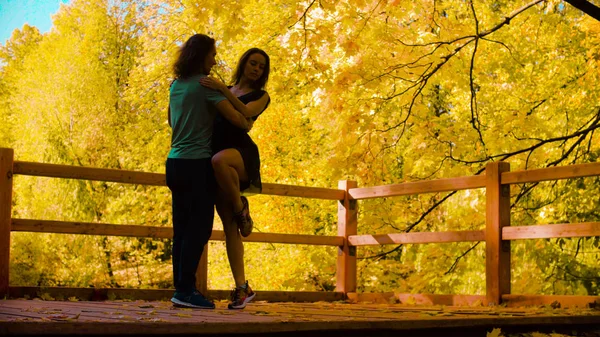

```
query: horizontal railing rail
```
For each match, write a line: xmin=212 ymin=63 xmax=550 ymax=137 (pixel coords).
xmin=502 ymin=222 xmax=600 ymax=240
xmin=501 ymin=162 xmax=600 ymax=184
xmin=1 ymin=148 xmax=599 ymax=307
xmin=13 ymin=161 xmax=345 ymax=200
xmin=348 ymin=175 xmax=486 ymax=200
xmin=11 ymin=218 xmax=344 ymax=246
xmin=347 ymin=230 xmax=486 ymax=246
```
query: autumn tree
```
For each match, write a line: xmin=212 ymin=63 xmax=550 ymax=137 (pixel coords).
xmin=2 ymin=0 xmax=598 ymax=295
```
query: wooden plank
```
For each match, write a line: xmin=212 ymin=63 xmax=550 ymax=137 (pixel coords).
xmin=0 ymin=305 xmax=114 ymax=323
xmin=2 ymin=301 xmax=600 ymax=335
xmin=0 ymin=299 xmax=270 ymax=323
xmin=0 ymin=300 xmax=272 ymax=324
xmin=503 ymin=294 xmax=600 ymax=308
xmin=503 ymin=222 xmax=600 ymax=240
xmin=3 ymin=298 xmax=600 ymax=318
xmin=11 ymin=218 xmax=172 ymax=238
xmin=485 ymin=162 xmax=511 ymax=306
xmin=502 ymin=162 xmax=600 ymax=185
xmin=248 ymin=302 xmax=396 ymax=317
xmin=337 ymin=180 xmax=358 ymax=294
xmin=8 ymin=286 xmax=345 ymax=303
xmin=11 ymin=219 xmax=344 ymax=246
xmin=347 ymin=230 xmax=485 ymax=246
xmin=0 ymin=301 xmax=172 ymax=323
xmin=8 ymin=286 xmax=172 ymax=301
xmin=210 ymin=231 xmax=344 ymax=246
xmin=209 ymin=290 xmax=346 ymax=303
xmin=12 ymin=162 xmax=344 ymax=200
xmin=13 ymin=161 xmax=166 ymax=186
xmin=261 ymin=183 xmax=345 ymax=200
xmin=348 ymin=175 xmax=486 ymax=200
xmin=0 ymin=148 xmax=14 ymax=298
xmin=347 ymin=292 xmax=486 ymax=306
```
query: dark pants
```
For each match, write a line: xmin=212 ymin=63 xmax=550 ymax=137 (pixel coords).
xmin=166 ymin=157 xmax=216 ymax=293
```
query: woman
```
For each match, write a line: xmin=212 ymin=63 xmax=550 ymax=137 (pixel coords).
xmin=200 ymin=48 xmax=270 ymax=309
xmin=166 ymin=34 xmax=250 ymax=309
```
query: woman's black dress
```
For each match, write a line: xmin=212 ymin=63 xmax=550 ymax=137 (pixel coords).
xmin=212 ymin=89 xmax=269 ymax=194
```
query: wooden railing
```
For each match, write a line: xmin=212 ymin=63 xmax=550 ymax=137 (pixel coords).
xmin=1 ymin=147 xmax=599 ymax=306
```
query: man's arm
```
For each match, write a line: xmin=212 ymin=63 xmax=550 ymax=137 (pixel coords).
xmin=200 ymin=77 xmax=269 ymax=118
xmin=168 ymin=80 xmax=174 ymax=128
xmin=215 ymin=100 xmax=249 ymax=131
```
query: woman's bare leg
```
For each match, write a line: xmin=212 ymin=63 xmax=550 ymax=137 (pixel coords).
xmin=212 ymin=149 xmax=248 ymax=214
xmin=213 ymin=149 xmax=248 ymax=287
xmin=216 ymin=190 xmax=246 ymax=287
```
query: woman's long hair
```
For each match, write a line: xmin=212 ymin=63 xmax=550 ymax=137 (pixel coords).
xmin=173 ymin=34 xmax=215 ymax=79
xmin=232 ymin=48 xmax=270 ymax=90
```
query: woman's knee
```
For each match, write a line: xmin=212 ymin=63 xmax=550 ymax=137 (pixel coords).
xmin=211 ymin=153 xmax=225 ymax=170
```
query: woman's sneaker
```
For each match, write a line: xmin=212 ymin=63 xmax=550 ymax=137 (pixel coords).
xmin=234 ymin=196 xmax=253 ymax=237
xmin=228 ymin=281 xmax=256 ymax=309
xmin=171 ymin=290 xmax=215 ymax=309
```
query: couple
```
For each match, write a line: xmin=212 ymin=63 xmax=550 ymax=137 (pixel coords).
xmin=165 ymin=34 xmax=270 ymax=310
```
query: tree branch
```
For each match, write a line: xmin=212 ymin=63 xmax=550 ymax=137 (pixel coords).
xmin=564 ymin=0 xmax=600 ymax=22
xmin=445 ymin=242 xmax=481 ymax=275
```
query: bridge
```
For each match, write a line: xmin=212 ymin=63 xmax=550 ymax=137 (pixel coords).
xmin=0 ymin=147 xmax=599 ymax=335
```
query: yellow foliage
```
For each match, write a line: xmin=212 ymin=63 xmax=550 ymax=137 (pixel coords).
xmin=1 ymin=0 xmax=599 ymax=295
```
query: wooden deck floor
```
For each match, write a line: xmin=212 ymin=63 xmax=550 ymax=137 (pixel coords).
xmin=1 ymin=298 xmax=600 ymax=336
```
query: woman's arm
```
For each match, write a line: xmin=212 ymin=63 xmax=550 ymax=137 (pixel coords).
xmin=214 ymin=100 xmax=250 ymax=131
xmin=200 ymin=77 xmax=269 ymax=118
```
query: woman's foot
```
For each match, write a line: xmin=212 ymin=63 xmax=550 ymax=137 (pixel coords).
xmin=234 ymin=196 xmax=253 ymax=237
xmin=228 ymin=281 xmax=255 ymax=309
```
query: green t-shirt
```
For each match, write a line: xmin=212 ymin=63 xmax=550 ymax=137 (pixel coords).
xmin=167 ymin=74 xmax=226 ymax=159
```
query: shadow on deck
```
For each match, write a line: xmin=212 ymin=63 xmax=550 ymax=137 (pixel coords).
xmin=1 ymin=298 xmax=600 ymax=336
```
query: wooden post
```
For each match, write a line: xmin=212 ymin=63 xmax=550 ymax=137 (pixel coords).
xmin=485 ymin=161 xmax=511 ymax=306
xmin=0 ymin=148 xmax=14 ymax=298
xmin=195 ymin=244 xmax=208 ymax=295
xmin=336 ymin=180 xmax=357 ymax=294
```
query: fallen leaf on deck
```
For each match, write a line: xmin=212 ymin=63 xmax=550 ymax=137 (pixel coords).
xmin=439 ymin=312 xmax=454 ymax=316
xmin=251 ymin=311 xmax=280 ymax=316
xmin=47 ymin=314 xmax=79 ymax=321
xmin=137 ymin=317 xmax=164 ymax=322
xmin=487 ymin=328 xmax=502 ymax=337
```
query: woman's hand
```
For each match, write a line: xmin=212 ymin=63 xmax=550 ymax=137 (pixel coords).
xmin=199 ymin=76 xmax=227 ymax=93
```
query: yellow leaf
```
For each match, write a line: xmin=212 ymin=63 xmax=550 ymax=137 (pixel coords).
xmin=487 ymin=328 xmax=503 ymax=337
xmin=38 ymin=293 xmax=55 ymax=301
xmin=531 ymin=333 xmax=549 ymax=337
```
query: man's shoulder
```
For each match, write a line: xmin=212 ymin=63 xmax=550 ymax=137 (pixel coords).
xmin=171 ymin=75 xmax=204 ymax=89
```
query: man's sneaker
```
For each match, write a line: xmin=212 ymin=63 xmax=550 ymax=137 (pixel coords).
xmin=234 ymin=196 xmax=253 ymax=237
xmin=171 ymin=290 xmax=215 ymax=309
xmin=228 ymin=281 xmax=256 ymax=309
